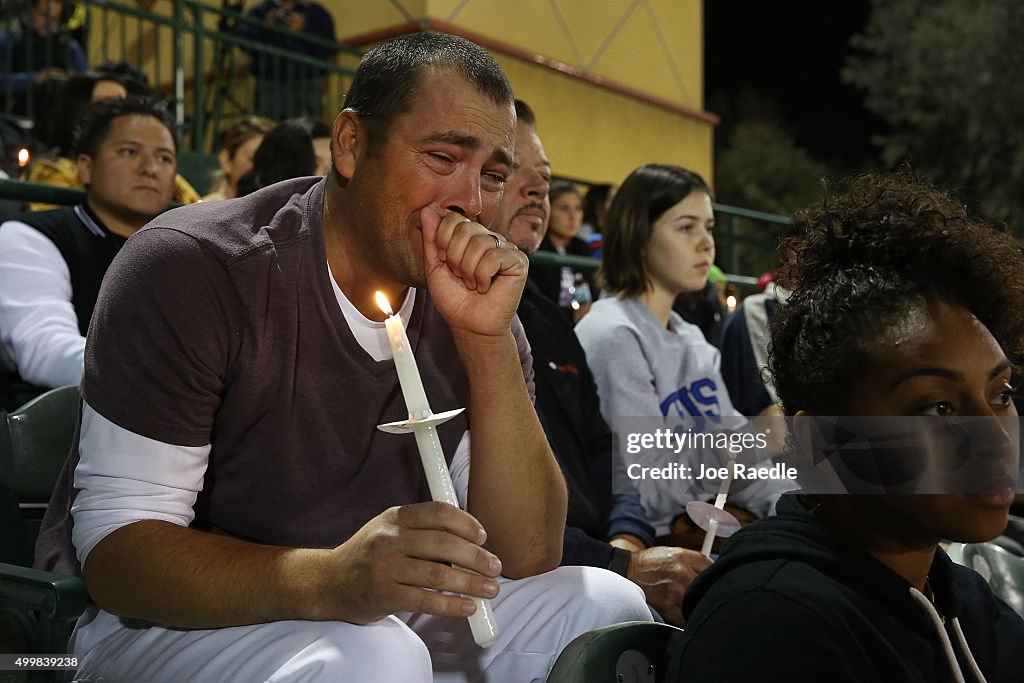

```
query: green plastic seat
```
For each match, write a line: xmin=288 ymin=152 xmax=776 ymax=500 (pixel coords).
xmin=962 ymin=541 xmax=1024 ymax=618
xmin=0 ymin=385 xmax=89 ymax=679
xmin=547 ymin=620 xmax=685 ymax=683
xmin=176 ymin=150 xmax=221 ymax=197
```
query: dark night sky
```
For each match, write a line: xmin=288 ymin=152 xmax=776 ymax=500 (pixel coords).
xmin=705 ymin=0 xmax=879 ymax=171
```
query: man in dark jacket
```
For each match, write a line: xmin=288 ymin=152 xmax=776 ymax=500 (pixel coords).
xmin=490 ymin=99 xmax=711 ymax=624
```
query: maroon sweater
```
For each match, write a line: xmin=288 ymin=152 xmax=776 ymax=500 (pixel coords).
xmin=36 ymin=177 xmax=534 ymax=574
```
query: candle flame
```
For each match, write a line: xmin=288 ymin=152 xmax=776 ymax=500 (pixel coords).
xmin=375 ymin=291 xmax=394 ymax=317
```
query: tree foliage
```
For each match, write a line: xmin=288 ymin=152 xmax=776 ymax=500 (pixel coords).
xmin=715 ymin=120 xmax=827 ymax=217
xmin=714 ymin=119 xmax=827 ymax=276
xmin=844 ymin=0 xmax=1024 ymax=231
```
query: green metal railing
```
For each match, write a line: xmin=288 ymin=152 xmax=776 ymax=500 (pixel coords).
xmin=0 ymin=179 xmax=85 ymax=207
xmin=527 ymin=235 xmax=761 ymax=293
xmin=2 ymin=0 xmax=360 ymax=152
xmin=0 ymin=179 xmax=779 ymax=291
xmin=713 ymin=202 xmax=791 ymax=280
xmin=174 ymin=0 xmax=362 ymax=148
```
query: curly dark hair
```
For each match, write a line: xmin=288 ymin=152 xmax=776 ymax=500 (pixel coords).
xmin=769 ymin=171 xmax=1024 ymax=416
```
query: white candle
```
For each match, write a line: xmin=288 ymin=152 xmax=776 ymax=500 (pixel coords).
xmin=375 ymin=291 xmax=499 ymax=647
xmin=700 ymin=457 xmax=736 ymax=557
xmin=700 ymin=519 xmax=719 ymax=557
xmin=377 ymin=292 xmax=431 ymax=421
xmin=713 ymin=458 xmax=735 ymax=509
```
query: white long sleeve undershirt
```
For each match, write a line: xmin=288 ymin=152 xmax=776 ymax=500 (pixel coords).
xmin=0 ymin=220 xmax=85 ymax=387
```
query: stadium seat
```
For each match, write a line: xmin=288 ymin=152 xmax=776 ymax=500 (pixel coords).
xmin=547 ymin=620 xmax=684 ymax=683
xmin=0 ymin=385 xmax=88 ymax=675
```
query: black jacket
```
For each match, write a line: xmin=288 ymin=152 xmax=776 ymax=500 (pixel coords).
xmin=16 ymin=205 xmax=126 ymax=335
xmin=516 ymin=279 xmax=655 ymax=569
xmin=527 ymin=235 xmax=598 ymax=323
xmin=669 ymin=494 xmax=1024 ymax=682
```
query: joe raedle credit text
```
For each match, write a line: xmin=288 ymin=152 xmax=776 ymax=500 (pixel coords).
xmin=625 ymin=459 xmax=796 ymax=481
xmin=615 ymin=422 xmax=796 ymax=491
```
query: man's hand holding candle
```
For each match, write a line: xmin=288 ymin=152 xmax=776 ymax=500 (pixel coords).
xmin=318 ymin=502 xmax=502 ymax=625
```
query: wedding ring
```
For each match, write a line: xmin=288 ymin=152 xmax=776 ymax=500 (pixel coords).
xmin=492 ymin=234 xmax=502 ymax=249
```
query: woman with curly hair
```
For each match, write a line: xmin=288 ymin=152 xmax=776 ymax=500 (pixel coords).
xmin=575 ymin=164 xmax=790 ymax=543
xmin=669 ymin=172 xmax=1024 ymax=682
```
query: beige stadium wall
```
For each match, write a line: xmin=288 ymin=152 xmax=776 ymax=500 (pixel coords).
xmin=332 ymin=0 xmax=717 ymax=186
xmin=82 ymin=3 xmax=206 ymax=92
xmin=493 ymin=55 xmax=714 ymax=187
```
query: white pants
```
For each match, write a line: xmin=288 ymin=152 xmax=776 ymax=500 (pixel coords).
xmin=70 ymin=566 xmax=651 ymax=682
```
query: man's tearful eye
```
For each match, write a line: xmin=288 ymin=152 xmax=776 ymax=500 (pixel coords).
xmin=482 ymin=171 xmax=507 ymax=192
xmin=424 ymin=152 xmax=456 ymax=173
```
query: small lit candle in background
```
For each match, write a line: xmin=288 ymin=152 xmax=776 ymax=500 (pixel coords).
xmin=726 ymin=295 xmax=737 ymax=314
xmin=375 ymin=291 xmax=500 ymax=648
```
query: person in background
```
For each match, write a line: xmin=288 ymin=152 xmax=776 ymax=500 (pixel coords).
xmin=719 ymin=277 xmax=791 ymax=418
xmin=23 ymin=71 xmax=200 ymax=210
xmin=0 ymin=96 xmax=177 ymax=404
xmin=234 ymin=117 xmax=321 ymax=197
xmin=580 ymin=181 xmax=616 ymax=246
xmin=39 ymin=71 xmax=127 ymax=151
xmin=0 ymin=0 xmax=85 ymax=121
xmin=21 ymin=71 xmax=127 ymax=210
xmin=201 ymin=115 xmax=275 ymax=201
xmin=492 ymin=99 xmax=711 ymax=624
xmin=669 ymin=171 xmax=1024 ymax=682
xmin=576 ymin=164 xmax=791 ymax=546
xmin=672 ymin=264 xmax=728 ymax=345
xmin=530 ymin=180 xmax=598 ymax=324
xmin=92 ymin=60 xmax=150 ymax=94
xmin=35 ymin=34 xmax=649 ymax=681
xmin=719 ymin=224 xmax=803 ymax=418
xmin=241 ymin=0 xmax=337 ymax=120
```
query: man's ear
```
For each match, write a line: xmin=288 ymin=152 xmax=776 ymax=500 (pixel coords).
xmin=76 ymin=154 xmax=93 ymax=186
xmin=331 ymin=109 xmax=362 ymax=181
